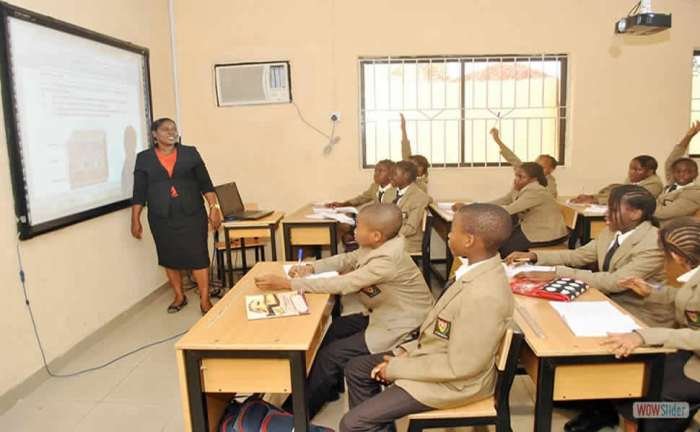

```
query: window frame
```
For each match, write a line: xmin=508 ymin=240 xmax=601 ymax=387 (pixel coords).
xmin=690 ymin=50 xmax=700 ymax=158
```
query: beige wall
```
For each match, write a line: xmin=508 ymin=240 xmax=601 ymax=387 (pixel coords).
xmin=173 ymin=0 xmax=700 ymax=213
xmin=0 ymin=0 xmax=175 ymax=395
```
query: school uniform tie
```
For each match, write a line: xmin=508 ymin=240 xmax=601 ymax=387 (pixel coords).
xmin=667 ymin=184 xmax=678 ymax=193
xmin=393 ymin=192 xmax=403 ymax=204
xmin=377 ymin=189 xmax=385 ymax=202
xmin=602 ymin=234 xmax=621 ymax=272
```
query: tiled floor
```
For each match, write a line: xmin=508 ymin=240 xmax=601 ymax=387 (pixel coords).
xmin=0 ymin=283 xmax=628 ymax=431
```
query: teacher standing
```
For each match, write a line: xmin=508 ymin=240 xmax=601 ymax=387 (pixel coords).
xmin=131 ymin=118 xmax=222 ymax=314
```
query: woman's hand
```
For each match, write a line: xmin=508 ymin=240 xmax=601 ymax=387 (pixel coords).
xmin=618 ymin=276 xmax=652 ymax=297
xmin=131 ymin=219 xmax=142 ymax=239
xmin=288 ymin=264 xmax=314 ymax=278
xmin=505 ymin=251 xmax=537 ymax=265
xmin=254 ymin=275 xmax=291 ymax=290
xmin=601 ymin=332 xmax=644 ymax=358
xmin=209 ymin=207 xmax=222 ymax=230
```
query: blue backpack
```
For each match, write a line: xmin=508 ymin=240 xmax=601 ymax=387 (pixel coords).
xmin=218 ymin=398 xmax=335 ymax=432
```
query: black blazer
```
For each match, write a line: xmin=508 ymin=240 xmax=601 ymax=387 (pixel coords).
xmin=132 ymin=145 xmax=214 ymax=218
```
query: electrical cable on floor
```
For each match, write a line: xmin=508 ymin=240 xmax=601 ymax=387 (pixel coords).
xmin=15 ymin=236 xmax=189 ymax=378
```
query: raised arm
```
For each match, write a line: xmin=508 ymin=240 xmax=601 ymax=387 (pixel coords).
xmin=401 ymin=113 xmax=412 ymax=160
xmin=491 ymin=127 xmax=522 ymax=167
xmin=665 ymin=121 xmax=700 ymax=183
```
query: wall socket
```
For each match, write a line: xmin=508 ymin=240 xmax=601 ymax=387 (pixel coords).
xmin=330 ymin=112 xmax=341 ymax=122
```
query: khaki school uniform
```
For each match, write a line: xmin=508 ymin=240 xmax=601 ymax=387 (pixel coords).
xmin=535 ymin=221 xmax=674 ymax=327
xmin=595 ymin=174 xmax=664 ymax=204
xmin=498 ymin=143 xmax=558 ymax=197
xmin=346 ymin=183 xmax=397 ymax=207
xmin=415 ymin=175 xmax=429 ymax=193
xmin=490 ymin=182 xmax=568 ymax=243
xmin=395 ymin=183 xmax=431 ymax=254
xmin=292 ymin=236 xmax=434 ymax=353
xmin=655 ymin=142 xmax=700 ymax=223
xmin=383 ymin=255 xmax=514 ymax=409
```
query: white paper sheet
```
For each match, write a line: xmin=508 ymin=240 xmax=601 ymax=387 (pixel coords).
xmin=549 ymin=301 xmax=640 ymax=337
xmin=282 ymin=264 xmax=339 ymax=280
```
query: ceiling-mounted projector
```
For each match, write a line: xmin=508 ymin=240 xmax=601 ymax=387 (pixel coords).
xmin=615 ymin=0 xmax=671 ymax=35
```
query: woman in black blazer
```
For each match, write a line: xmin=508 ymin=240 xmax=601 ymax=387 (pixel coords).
xmin=131 ymin=118 xmax=221 ymax=314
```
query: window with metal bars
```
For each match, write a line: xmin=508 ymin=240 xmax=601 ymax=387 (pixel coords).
xmin=359 ymin=54 xmax=568 ymax=168
xmin=691 ymin=51 xmax=700 ymax=156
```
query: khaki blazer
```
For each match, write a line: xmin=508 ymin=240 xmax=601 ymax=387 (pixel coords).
xmin=291 ymin=236 xmax=434 ymax=353
xmin=415 ymin=176 xmax=429 ymax=193
xmin=384 ymin=255 xmax=514 ymax=409
xmin=396 ymin=184 xmax=432 ymax=254
xmin=536 ymin=221 xmax=674 ymax=327
xmin=637 ymin=269 xmax=700 ymax=382
xmin=498 ymin=144 xmax=558 ymax=197
xmin=346 ymin=183 xmax=397 ymax=207
xmin=595 ymin=174 xmax=664 ymax=204
xmin=490 ymin=182 xmax=568 ymax=243
xmin=655 ymin=183 xmax=700 ymax=223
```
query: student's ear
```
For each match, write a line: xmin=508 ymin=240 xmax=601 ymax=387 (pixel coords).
xmin=462 ymin=232 xmax=476 ymax=251
xmin=669 ymin=251 xmax=690 ymax=269
xmin=372 ymin=230 xmax=384 ymax=243
xmin=629 ymin=208 xmax=643 ymax=223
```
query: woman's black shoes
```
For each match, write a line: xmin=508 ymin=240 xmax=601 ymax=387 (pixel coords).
xmin=167 ymin=296 xmax=188 ymax=313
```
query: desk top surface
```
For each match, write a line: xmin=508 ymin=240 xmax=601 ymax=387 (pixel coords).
xmin=221 ymin=211 xmax=285 ymax=228
xmin=514 ymin=288 xmax=673 ymax=357
xmin=558 ymin=197 xmax=608 ymax=218
xmin=283 ymin=204 xmax=339 ymax=225
xmin=175 ymin=262 xmax=330 ymax=351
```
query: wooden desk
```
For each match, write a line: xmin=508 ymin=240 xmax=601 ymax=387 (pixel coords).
xmin=215 ymin=212 xmax=285 ymax=288
xmin=282 ymin=204 xmax=339 ymax=261
xmin=514 ymin=288 xmax=673 ymax=432
xmin=558 ymin=199 xmax=607 ymax=248
xmin=176 ymin=262 xmax=333 ymax=432
xmin=426 ymin=203 xmax=456 ymax=284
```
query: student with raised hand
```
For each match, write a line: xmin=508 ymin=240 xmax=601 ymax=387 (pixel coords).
xmin=590 ymin=217 xmax=700 ymax=432
xmin=328 ymin=159 xmax=397 ymax=208
xmin=471 ymin=162 xmax=568 ymax=257
xmin=339 ymin=204 xmax=514 ymax=432
xmin=571 ymin=155 xmax=664 ymax=204
xmin=506 ymin=185 xmax=673 ymax=327
xmin=490 ymin=127 xmax=559 ymax=197
xmin=400 ymin=113 xmax=430 ymax=193
xmin=254 ymin=203 xmax=434 ymax=419
xmin=655 ymin=121 xmax=700 ymax=223
xmin=392 ymin=160 xmax=432 ymax=254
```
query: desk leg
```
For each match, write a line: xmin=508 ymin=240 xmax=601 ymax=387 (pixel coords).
xmin=290 ymin=350 xmax=310 ymax=432
xmin=283 ymin=224 xmax=292 ymax=261
xmin=330 ymin=225 xmax=338 ymax=255
xmin=240 ymin=238 xmax=248 ymax=272
xmin=269 ymin=225 xmax=278 ymax=260
xmin=581 ymin=218 xmax=592 ymax=246
xmin=224 ymin=228 xmax=234 ymax=289
xmin=639 ymin=354 xmax=666 ymax=432
xmin=534 ymin=358 xmax=555 ymax=432
xmin=184 ymin=351 xmax=208 ymax=431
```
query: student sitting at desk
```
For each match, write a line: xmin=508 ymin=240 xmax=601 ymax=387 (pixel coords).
xmin=400 ymin=113 xmax=430 ymax=193
xmin=254 ymin=203 xmax=434 ymax=419
xmin=601 ymin=217 xmax=700 ymax=432
xmin=655 ymin=122 xmax=700 ymax=224
xmin=571 ymin=155 xmax=664 ymax=204
xmin=328 ymin=159 xmax=397 ymax=208
xmin=339 ymin=203 xmax=514 ymax=432
xmin=453 ymin=162 xmax=567 ymax=257
xmin=507 ymin=185 xmax=674 ymax=328
xmin=490 ymin=127 xmax=559 ymax=197
xmin=392 ymin=161 xmax=432 ymax=254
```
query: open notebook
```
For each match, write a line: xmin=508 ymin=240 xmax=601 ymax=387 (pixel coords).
xmin=245 ymin=292 xmax=309 ymax=320
xmin=549 ymin=301 xmax=640 ymax=337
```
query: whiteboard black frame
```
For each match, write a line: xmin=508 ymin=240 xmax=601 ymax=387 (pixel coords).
xmin=0 ymin=2 xmax=153 ymax=239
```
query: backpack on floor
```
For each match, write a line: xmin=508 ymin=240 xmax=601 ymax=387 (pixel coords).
xmin=218 ymin=397 xmax=335 ymax=432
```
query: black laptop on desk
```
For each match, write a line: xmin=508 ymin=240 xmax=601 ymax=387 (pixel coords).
xmin=214 ymin=182 xmax=273 ymax=221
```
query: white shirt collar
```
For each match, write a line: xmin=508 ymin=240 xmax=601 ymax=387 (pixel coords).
xmin=378 ymin=183 xmax=391 ymax=193
xmin=454 ymin=256 xmax=495 ymax=281
xmin=671 ymin=182 xmax=694 ymax=191
xmin=397 ymin=185 xmax=410 ymax=196
xmin=677 ymin=266 xmax=700 ymax=283
xmin=608 ymin=226 xmax=639 ymax=250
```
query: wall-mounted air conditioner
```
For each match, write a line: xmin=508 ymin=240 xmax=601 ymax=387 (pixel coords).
xmin=214 ymin=61 xmax=292 ymax=106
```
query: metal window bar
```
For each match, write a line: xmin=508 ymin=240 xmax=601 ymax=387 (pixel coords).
xmin=359 ymin=54 xmax=568 ymax=168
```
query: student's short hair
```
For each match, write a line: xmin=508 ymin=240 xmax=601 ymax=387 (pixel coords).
xmin=409 ymin=155 xmax=430 ymax=172
xmin=375 ymin=159 xmax=396 ymax=170
xmin=608 ymin=184 xmax=658 ymax=227
xmin=671 ymin=157 xmax=699 ymax=172
xmin=537 ymin=154 xmax=558 ymax=169
xmin=396 ymin=160 xmax=418 ymax=182
xmin=455 ymin=203 xmax=513 ymax=252
xmin=519 ymin=162 xmax=548 ymax=187
xmin=358 ymin=203 xmax=403 ymax=240
xmin=632 ymin=155 xmax=658 ymax=174
xmin=659 ymin=217 xmax=700 ymax=267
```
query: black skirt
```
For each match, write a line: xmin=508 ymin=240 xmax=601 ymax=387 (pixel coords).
xmin=148 ymin=197 xmax=209 ymax=270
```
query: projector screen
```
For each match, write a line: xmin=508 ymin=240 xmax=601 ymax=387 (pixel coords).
xmin=0 ymin=4 xmax=152 ymax=239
